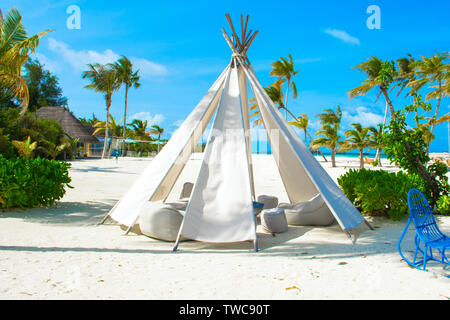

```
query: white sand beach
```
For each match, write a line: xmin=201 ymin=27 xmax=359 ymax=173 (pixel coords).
xmin=0 ymin=155 xmax=448 ymax=300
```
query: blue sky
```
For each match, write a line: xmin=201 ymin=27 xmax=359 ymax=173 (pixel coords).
xmin=3 ymin=0 xmax=450 ymax=152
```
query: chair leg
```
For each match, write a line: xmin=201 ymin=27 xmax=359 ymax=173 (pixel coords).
xmin=422 ymin=245 xmax=428 ymax=271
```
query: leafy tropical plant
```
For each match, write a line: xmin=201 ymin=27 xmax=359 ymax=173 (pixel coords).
xmin=0 ymin=8 xmax=51 ymax=115
xmin=383 ymin=106 xmax=448 ymax=206
xmin=437 ymin=195 xmax=450 ymax=216
xmin=338 ymin=169 xmax=420 ymax=220
xmin=0 ymin=155 xmax=72 ymax=209
xmin=12 ymin=136 xmax=37 ymax=158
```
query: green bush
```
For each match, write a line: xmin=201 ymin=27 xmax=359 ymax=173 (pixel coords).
xmin=0 ymin=155 xmax=72 ymax=209
xmin=337 ymin=169 xmax=421 ymax=220
xmin=437 ymin=195 xmax=450 ymax=216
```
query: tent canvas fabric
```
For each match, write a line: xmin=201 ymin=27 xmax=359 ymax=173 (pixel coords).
xmin=104 ymin=14 xmax=371 ymax=250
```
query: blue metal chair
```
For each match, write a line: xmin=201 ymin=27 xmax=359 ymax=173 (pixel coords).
xmin=398 ymin=189 xmax=450 ymax=274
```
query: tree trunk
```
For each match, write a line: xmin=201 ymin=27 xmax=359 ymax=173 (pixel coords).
xmin=304 ymin=129 xmax=307 ymax=145
xmin=377 ymin=147 xmax=382 ymax=167
xmin=122 ymin=85 xmax=129 ymax=157
xmin=101 ymin=99 xmax=111 ymax=159
xmin=426 ymin=81 xmax=442 ymax=155
xmin=331 ymin=148 xmax=336 ymax=168
xmin=157 ymin=134 xmax=161 ymax=153
xmin=360 ymin=149 xmax=364 ymax=169
xmin=376 ymin=102 xmax=389 ymax=167
xmin=381 ymin=88 xmax=396 ymax=122
xmin=284 ymin=79 xmax=290 ymax=120
xmin=402 ymin=133 xmax=440 ymax=205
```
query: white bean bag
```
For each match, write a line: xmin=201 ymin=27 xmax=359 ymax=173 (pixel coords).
xmin=139 ymin=202 xmax=184 ymax=242
xmin=261 ymin=208 xmax=288 ymax=233
xmin=257 ymin=195 xmax=279 ymax=210
xmin=278 ymin=194 xmax=335 ymax=226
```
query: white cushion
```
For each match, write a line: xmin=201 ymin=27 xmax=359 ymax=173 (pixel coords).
xmin=139 ymin=202 xmax=184 ymax=241
xmin=261 ymin=208 xmax=288 ymax=233
xmin=278 ymin=194 xmax=335 ymax=226
xmin=257 ymin=195 xmax=279 ymax=210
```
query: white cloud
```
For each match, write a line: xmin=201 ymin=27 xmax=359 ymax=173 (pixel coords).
xmin=129 ymin=112 xmax=164 ymax=126
xmin=324 ymin=29 xmax=360 ymax=46
xmin=342 ymin=107 xmax=384 ymax=127
xmin=46 ymin=38 xmax=168 ymax=77
xmin=173 ymin=119 xmax=185 ymax=127
xmin=48 ymin=38 xmax=119 ymax=71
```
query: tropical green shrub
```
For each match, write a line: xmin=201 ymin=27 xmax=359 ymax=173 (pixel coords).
xmin=437 ymin=195 xmax=450 ymax=216
xmin=0 ymin=155 xmax=72 ymax=209
xmin=338 ymin=169 xmax=421 ymax=220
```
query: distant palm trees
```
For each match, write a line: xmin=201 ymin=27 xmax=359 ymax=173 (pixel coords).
xmin=341 ymin=123 xmax=371 ymax=169
xmin=289 ymin=113 xmax=309 ymax=145
xmin=82 ymin=63 xmax=121 ymax=159
xmin=130 ymin=119 xmax=149 ymax=155
xmin=348 ymin=52 xmax=449 ymax=155
xmin=113 ymin=56 xmax=141 ymax=156
xmin=0 ymin=8 xmax=50 ymax=115
xmin=149 ymin=125 xmax=164 ymax=152
xmin=311 ymin=106 xmax=343 ymax=167
xmin=368 ymin=124 xmax=384 ymax=167
xmin=408 ymin=52 xmax=449 ymax=153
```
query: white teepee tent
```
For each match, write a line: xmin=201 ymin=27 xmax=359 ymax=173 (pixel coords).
xmin=102 ymin=14 xmax=372 ymax=251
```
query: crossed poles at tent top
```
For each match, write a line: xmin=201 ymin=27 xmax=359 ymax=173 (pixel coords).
xmin=222 ymin=14 xmax=258 ymax=68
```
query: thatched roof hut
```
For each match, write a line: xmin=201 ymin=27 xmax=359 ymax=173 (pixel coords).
xmin=36 ymin=106 xmax=100 ymax=144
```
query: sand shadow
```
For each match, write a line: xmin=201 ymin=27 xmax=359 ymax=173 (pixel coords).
xmin=0 ymin=200 xmax=116 ymax=226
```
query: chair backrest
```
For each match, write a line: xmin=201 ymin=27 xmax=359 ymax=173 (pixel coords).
xmin=407 ymin=189 xmax=445 ymax=243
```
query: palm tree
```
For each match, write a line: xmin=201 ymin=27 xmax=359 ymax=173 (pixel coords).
xmin=395 ymin=54 xmax=416 ymax=98
xmin=348 ymin=57 xmax=397 ymax=122
xmin=38 ymin=139 xmax=68 ymax=160
xmin=12 ymin=136 xmax=37 ymax=158
xmin=113 ymin=56 xmax=141 ymax=156
xmin=249 ymin=79 xmax=284 ymax=126
xmin=270 ymin=54 xmax=299 ymax=119
xmin=316 ymin=106 xmax=342 ymax=128
xmin=0 ymin=8 xmax=50 ymax=115
xmin=311 ymin=125 xmax=342 ymax=168
xmin=289 ymin=113 xmax=309 ymax=145
xmin=341 ymin=123 xmax=371 ymax=169
xmin=82 ymin=63 xmax=121 ymax=159
xmin=368 ymin=124 xmax=384 ymax=167
xmin=311 ymin=106 xmax=343 ymax=167
xmin=130 ymin=119 xmax=149 ymax=155
xmin=93 ymin=114 xmax=124 ymax=155
xmin=408 ymin=52 xmax=449 ymax=153
xmin=149 ymin=125 xmax=164 ymax=153
xmin=93 ymin=114 xmax=124 ymax=138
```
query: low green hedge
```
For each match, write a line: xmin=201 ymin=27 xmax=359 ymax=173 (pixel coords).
xmin=337 ymin=169 xmax=418 ymax=220
xmin=0 ymin=155 xmax=72 ymax=209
